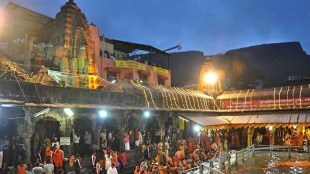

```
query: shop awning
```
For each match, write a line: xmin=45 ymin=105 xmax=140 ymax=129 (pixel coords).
xmin=181 ymin=113 xmax=310 ymax=126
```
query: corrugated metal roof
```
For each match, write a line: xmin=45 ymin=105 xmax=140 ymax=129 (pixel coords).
xmin=182 ymin=113 xmax=310 ymax=126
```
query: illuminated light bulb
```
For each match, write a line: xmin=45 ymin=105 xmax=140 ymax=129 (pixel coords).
xmin=64 ymin=108 xmax=74 ymax=117
xmin=144 ymin=111 xmax=150 ymax=117
xmin=194 ymin=125 xmax=201 ymax=132
xmin=204 ymin=72 xmax=217 ymax=84
xmin=99 ymin=110 xmax=108 ymax=118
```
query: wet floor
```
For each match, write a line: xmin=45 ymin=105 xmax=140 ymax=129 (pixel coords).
xmin=231 ymin=151 xmax=310 ymax=174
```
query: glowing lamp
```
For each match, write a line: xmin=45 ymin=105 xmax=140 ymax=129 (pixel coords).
xmin=204 ymin=72 xmax=217 ymax=84
xmin=194 ymin=125 xmax=201 ymax=132
xmin=64 ymin=108 xmax=74 ymax=117
xmin=144 ymin=111 xmax=150 ymax=118
xmin=99 ymin=110 xmax=108 ymax=118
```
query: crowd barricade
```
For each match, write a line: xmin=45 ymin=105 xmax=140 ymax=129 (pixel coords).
xmin=180 ymin=144 xmax=309 ymax=174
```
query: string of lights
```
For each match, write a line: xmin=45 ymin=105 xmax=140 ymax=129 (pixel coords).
xmin=273 ymin=88 xmax=277 ymax=109
xmin=1 ymin=56 xmax=310 ymax=112
xmin=235 ymin=90 xmax=241 ymax=110
xmin=130 ymin=80 xmax=150 ymax=108
xmin=137 ymin=81 xmax=159 ymax=109
xmin=286 ymin=86 xmax=290 ymax=109
xmin=299 ymin=85 xmax=303 ymax=108
xmin=242 ymin=89 xmax=249 ymax=112
xmin=250 ymin=89 xmax=254 ymax=110
xmin=278 ymin=86 xmax=282 ymax=109
xmin=292 ymin=86 xmax=296 ymax=109
xmin=173 ymin=87 xmax=186 ymax=110
xmin=169 ymin=87 xmax=181 ymax=110
xmin=176 ymin=87 xmax=189 ymax=110
xmin=150 ymin=83 xmax=165 ymax=108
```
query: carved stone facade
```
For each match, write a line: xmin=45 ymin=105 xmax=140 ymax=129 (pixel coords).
xmin=51 ymin=0 xmax=97 ymax=76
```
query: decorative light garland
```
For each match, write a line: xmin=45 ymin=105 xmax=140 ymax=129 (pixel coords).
xmin=137 ymin=81 xmax=158 ymax=109
xmin=130 ymin=80 xmax=150 ymax=108
xmin=299 ymin=85 xmax=303 ymax=108
xmin=250 ymin=89 xmax=254 ymax=110
xmin=174 ymin=87 xmax=186 ymax=110
xmin=292 ymin=86 xmax=296 ymax=108
xmin=169 ymin=87 xmax=181 ymax=110
xmin=286 ymin=86 xmax=290 ymax=109
xmin=273 ymin=88 xmax=277 ymax=109
xmin=242 ymin=89 xmax=249 ymax=112
xmin=278 ymin=86 xmax=283 ymax=109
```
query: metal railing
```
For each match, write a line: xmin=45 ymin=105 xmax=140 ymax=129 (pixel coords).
xmin=180 ymin=145 xmax=310 ymax=174
xmin=179 ymin=163 xmax=224 ymax=174
xmin=219 ymin=145 xmax=310 ymax=173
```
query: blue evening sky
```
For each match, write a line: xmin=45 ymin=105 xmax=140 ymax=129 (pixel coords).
xmin=1 ymin=0 xmax=309 ymax=55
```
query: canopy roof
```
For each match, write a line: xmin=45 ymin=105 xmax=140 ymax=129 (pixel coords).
xmin=105 ymin=38 xmax=169 ymax=55
xmin=181 ymin=112 xmax=310 ymax=126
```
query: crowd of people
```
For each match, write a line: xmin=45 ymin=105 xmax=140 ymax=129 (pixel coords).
xmin=131 ymin=126 xmax=310 ymax=174
xmin=0 ymin=125 xmax=309 ymax=174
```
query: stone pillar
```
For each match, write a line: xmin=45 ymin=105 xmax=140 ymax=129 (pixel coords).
xmin=70 ymin=57 xmax=79 ymax=87
xmin=165 ymin=72 xmax=171 ymax=86
xmin=78 ymin=46 xmax=87 ymax=74
xmin=60 ymin=56 xmax=69 ymax=73
xmin=148 ymin=69 xmax=156 ymax=84
xmin=45 ymin=43 xmax=54 ymax=61
xmin=132 ymin=69 xmax=139 ymax=81
xmin=15 ymin=107 xmax=34 ymax=163
xmin=90 ymin=114 xmax=100 ymax=145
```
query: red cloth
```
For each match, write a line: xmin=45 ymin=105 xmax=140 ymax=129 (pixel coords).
xmin=17 ymin=165 xmax=26 ymax=174
xmin=45 ymin=149 xmax=53 ymax=161
xmin=124 ymin=133 xmax=130 ymax=143
xmin=53 ymin=149 xmax=64 ymax=167
xmin=134 ymin=131 xmax=139 ymax=141
xmin=187 ymin=140 xmax=194 ymax=153
xmin=119 ymin=153 xmax=127 ymax=165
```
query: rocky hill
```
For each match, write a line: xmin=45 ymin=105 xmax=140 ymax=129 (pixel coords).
xmin=212 ymin=42 xmax=310 ymax=89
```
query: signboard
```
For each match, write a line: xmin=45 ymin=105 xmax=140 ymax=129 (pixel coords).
xmin=60 ymin=137 xmax=71 ymax=146
xmin=153 ymin=67 xmax=169 ymax=76
xmin=115 ymin=60 xmax=147 ymax=71
xmin=221 ymin=97 xmax=310 ymax=110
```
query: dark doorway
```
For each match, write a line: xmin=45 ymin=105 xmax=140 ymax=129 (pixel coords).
xmin=35 ymin=117 xmax=62 ymax=140
xmin=126 ymin=116 xmax=139 ymax=131
xmin=145 ymin=117 xmax=160 ymax=143
xmin=73 ymin=117 xmax=93 ymax=139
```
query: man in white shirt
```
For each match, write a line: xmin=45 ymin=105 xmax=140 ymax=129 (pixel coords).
xmin=84 ymin=131 xmax=92 ymax=155
xmin=43 ymin=159 xmax=54 ymax=174
xmin=32 ymin=163 xmax=43 ymax=174
xmin=73 ymin=132 xmax=80 ymax=154
xmin=107 ymin=163 xmax=118 ymax=174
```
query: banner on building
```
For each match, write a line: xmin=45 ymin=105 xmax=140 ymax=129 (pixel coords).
xmin=179 ymin=119 xmax=185 ymax=130
xmin=221 ymin=97 xmax=310 ymax=110
xmin=115 ymin=60 xmax=147 ymax=71
xmin=60 ymin=137 xmax=71 ymax=145
xmin=153 ymin=67 xmax=169 ymax=76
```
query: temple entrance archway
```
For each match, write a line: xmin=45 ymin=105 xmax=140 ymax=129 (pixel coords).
xmin=73 ymin=117 xmax=93 ymax=143
xmin=32 ymin=117 xmax=62 ymax=162
xmin=35 ymin=117 xmax=62 ymax=141
xmin=126 ymin=116 xmax=139 ymax=131
xmin=145 ymin=117 xmax=160 ymax=143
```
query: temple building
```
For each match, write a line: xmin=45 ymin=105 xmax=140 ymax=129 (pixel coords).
xmin=0 ymin=0 xmax=308 ymax=167
xmin=0 ymin=0 xmax=171 ymax=89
